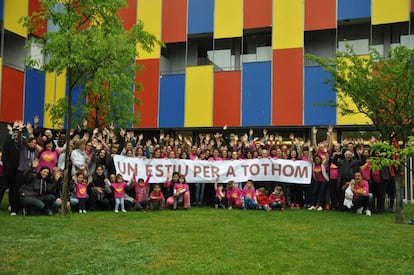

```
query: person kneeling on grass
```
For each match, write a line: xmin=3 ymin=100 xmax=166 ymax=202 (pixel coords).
xmin=129 ymin=172 xmax=151 ymax=211
xmin=256 ymin=187 xmax=271 ymax=211
xmin=241 ymin=180 xmax=257 ymax=211
xmin=149 ymin=184 xmax=165 ymax=211
xmin=214 ymin=176 xmax=227 ymax=209
xmin=166 ymin=174 xmax=190 ymax=210
xmin=269 ymin=186 xmax=286 ymax=211
xmin=226 ymin=180 xmax=242 ymax=209
xmin=342 ymin=171 xmax=373 ymax=216
xmin=19 ymin=160 xmax=55 ymax=216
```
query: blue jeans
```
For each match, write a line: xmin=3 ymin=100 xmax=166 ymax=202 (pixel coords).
xmin=194 ymin=183 xmax=205 ymax=205
xmin=243 ymin=198 xmax=257 ymax=210
xmin=115 ymin=197 xmax=125 ymax=211
xmin=20 ymin=194 xmax=55 ymax=213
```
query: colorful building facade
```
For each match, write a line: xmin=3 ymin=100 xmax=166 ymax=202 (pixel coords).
xmin=1 ymin=0 xmax=414 ymax=129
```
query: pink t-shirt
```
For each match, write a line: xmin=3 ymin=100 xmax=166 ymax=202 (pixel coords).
xmin=37 ymin=150 xmax=59 ymax=172
xmin=174 ymin=183 xmax=189 ymax=194
xmin=360 ymin=162 xmax=371 ymax=181
xmin=111 ymin=182 xmax=128 ymax=199
xmin=242 ymin=187 xmax=256 ymax=200
xmin=76 ymin=183 xmax=88 ymax=199
xmin=226 ymin=187 xmax=242 ymax=201
xmin=329 ymin=163 xmax=339 ymax=180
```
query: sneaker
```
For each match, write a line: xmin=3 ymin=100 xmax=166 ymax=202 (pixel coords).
xmin=228 ymin=206 xmax=233 ymax=210
xmin=222 ymin=205 xmax=226 ymax=209
xmin=308 ymin=206 xmax=316 ymax=210
xmin=356 ymin=207 xmax=363 ymax=214
xmin=316 ymin=206 xmax=323 ymax=211
xmin=10 ymin=212 xmax=17 ymax=216
xmin=122 ymin=209 xmax=127 ymax=213
xmin=215 ymin=204 xmax=218 ymax=209
xmin=280 ymin=208 xmax=284 ymax=211
xmin=115 ymin=210 xmax=118 ymax=213
xmin=325 ymin=204 xmax=330 ymax=210
xmin=83 ymin=210 xmax=87 ymax=213
xmin=79 ymin=210 xmax=82 ymax=214
xmin=365 ymin=210 xmax=371 ymax=216
xmin=296 ymin=204 xmax=300 ymax=209
xmin=290 ymin=203 xmax=295 ymax=209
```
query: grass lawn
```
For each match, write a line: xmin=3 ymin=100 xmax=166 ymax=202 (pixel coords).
xmin=0 ymin=198 xmax=413 ymax=274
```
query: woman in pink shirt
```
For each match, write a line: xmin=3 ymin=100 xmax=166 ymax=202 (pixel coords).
xmin=37 ymin=139 xmax=65 ymax=173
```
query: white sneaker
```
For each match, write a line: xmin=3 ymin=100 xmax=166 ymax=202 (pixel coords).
xmin=122 ymin=209 xmax=127 ymax=213
xmin=83 ymin=210 xmax=87 ymax=213
xmin=115 ymin=210 xmax=118 ymax=213
xmin=308 ymin=206 xmax=316 ymax=210
xmin=356 ymin=207 xmax=363 ymax=214
xmin=316 ymin=206 xmax=323 ymax=211
xmin=10 ymin=212 xmax=17 ymax=216
xmin=365 ymin=210 xmax=371 ymax=216
xmin=228 ymin=206 xmax=233 ymax=210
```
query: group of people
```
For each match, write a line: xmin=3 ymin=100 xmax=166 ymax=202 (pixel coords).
xmin=0 ymin=118 xmax=398 ymax=217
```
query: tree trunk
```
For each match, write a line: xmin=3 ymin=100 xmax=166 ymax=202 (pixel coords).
xmin=394 ymin=172 xmax=403 ymax=224
xmin=60 ymin=71 xmax=73 ymax=216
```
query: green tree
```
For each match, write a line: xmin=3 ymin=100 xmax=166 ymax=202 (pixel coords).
xmin=306 ymin=45 xmax=414 ymax=223
xmin=23 ymin=0 xmax=160 ymax=215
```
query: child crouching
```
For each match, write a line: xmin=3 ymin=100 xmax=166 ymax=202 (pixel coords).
xmin=149 ymin=184 xmax=165 ymax=211
xmin=269 ymin=186 xmax=286 ymax=211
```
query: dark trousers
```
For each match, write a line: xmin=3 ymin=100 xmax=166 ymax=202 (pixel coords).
xmin=373 ymin=181 xmax=388 ymax=213
xmin=387 ymin=176 xmax=396 ymax=210
xmin=149 ymin=199 xmax=164 ymax=210
xmin=215 ymin=196 xmax=227 ymax=208
xmin=78 ymin=198 xmax=87 ymax=211
xmin=311 ymin=181 xmax=327 ymax=206
xmin=329 ymin=179 xmax=338 ymax=208
xmin=3 ymin=173 xmax=21 ymax=213
xmin=20 ymin=194 xmax=56 ymax=213
xmin=353 ymin=194 xmax=373 ymax=211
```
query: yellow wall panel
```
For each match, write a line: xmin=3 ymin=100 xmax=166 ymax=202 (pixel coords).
xmin=137 ymin=0 xmax=162 ymax=59
xmin=185 ymin=65 xmax=213 ymax=127
xmin=44 ymin=71 xmax=66 ymax=128
xmin=214 ymin=0 xmax=243 ymax=39
xmin=372 ymin=0 xmax=409 ymax=25
xmin=272 ymin=0 xmax=304 ymax=49
xmin=337 ymin=90 xmax=372 ymax=125
xmin=337 ymin=55 xmax=372 ymax=125
xmin=4 ymin=0 xmax=28 ymax=37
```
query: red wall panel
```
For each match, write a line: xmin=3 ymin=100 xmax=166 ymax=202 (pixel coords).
xmin=305 ymin=0 xmax=336 ymax=31
xmin=213 ymin=71 xmax=241 ymax=127
xmin=162 ymin=0 xmax=187 ymax=43
xmin=119 ymin=0 xmax=137 ymax=30
xmin=272 ymin=48 xmax=303 ymax=126
xmin=135 ymin=59 xmax=160 ymax=128
xmin=1 ymin=66 xmax=24 ymax=122
xmin=29 ymin=0 xmax=47 ymax=37
xmin=244 ymin=0 xmax=272 ymax=29
xmin=412 ymin=0 xmax=414 ymax=12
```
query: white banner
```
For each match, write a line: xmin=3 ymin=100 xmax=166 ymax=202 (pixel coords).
xmin=114 ymin=155 xmax=312 ymax=184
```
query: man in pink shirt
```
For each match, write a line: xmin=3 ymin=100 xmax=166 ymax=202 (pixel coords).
xmin=343 ymin=171 xmax=373 ymax=216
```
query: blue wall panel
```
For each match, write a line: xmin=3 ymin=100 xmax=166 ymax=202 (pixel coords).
xmin=24 ymin=68 xmax=45 ymax=125
xmin=159 ymin=74 xmax=185 ymax=127
xmin=304 ymin=66 xmax=336 ymax=126
xmin=0 ymin=0 xmax=4 ymax=21
xmin=242 ymin=62 xmax=271 ymax=126
xmin=188 ymin=0 xmax=214 ymax=34
xmin=338 ymin=0 xmax=371 ymax=21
